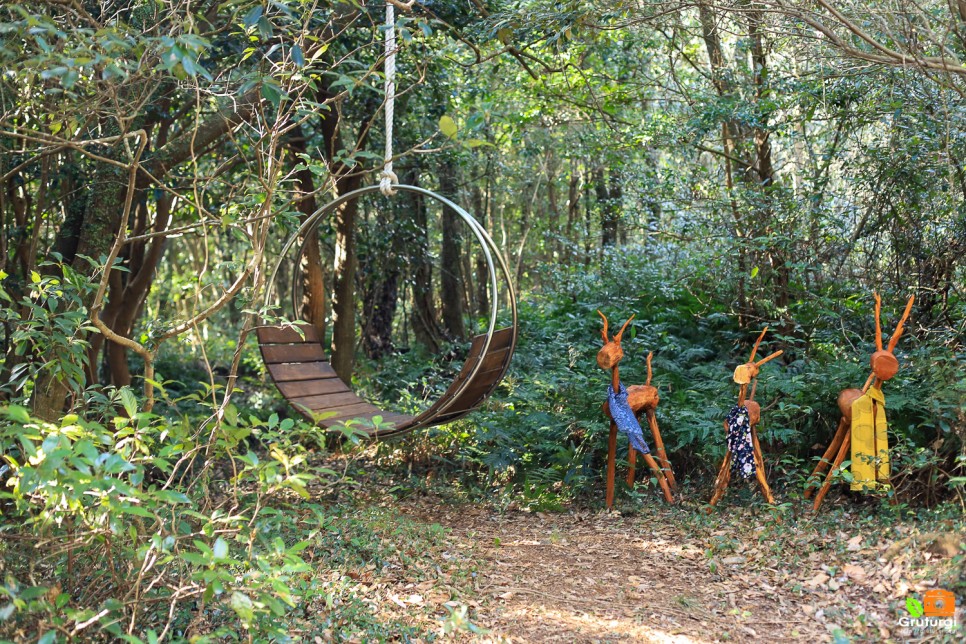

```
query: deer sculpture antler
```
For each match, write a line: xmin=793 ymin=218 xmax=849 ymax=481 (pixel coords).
xmin=806 ymin=293 xmax=914 ymax=510
xmin=596 ymin=311 xmax=675 ymax=507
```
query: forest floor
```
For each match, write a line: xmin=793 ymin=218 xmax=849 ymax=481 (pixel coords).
xmin=332 ymin=467 xmax=966 ymax=643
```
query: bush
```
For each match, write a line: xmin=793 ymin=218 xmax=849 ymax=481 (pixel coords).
xmin=389 ymin=247 xmax=965 ymax=509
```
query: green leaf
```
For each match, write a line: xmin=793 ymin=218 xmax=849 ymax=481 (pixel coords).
xmin=906 ymin=596 xmax=924 ymax=617
xmin=155 ymin=490 xmax=191 ymax=504
xmin=7 ymin=405 xmax=31 ymax=424
xmin=213 ymin=537 xmax=229 ymax=560
xmin=439 ymin=115 xmax=458 ymax=139
xmin=118 ymin=505 xmax=155 ymax=518
xmin=750 ymin=266 xmax=759 ymax=279
xmin=119 ymin=387 xmax=137 ymax=418
xmin=243 ymin=6 xmax=263 ymax=29
xmin=231 ymin=591 xmax=255 ymax=624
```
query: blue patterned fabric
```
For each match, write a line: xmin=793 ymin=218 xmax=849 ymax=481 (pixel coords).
xmin=726 ymin=405 xmax=755 ymax=479
xmin=607 ymin=383 xmax=650 ymax=455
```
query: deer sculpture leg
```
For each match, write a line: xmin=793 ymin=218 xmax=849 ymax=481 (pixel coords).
xmin=812 ymin=431 xmax=852 ymax=511
xmin=606 ymin=422 xmax=618 ymax=509
xmin=645 ymin=410 xmax=677 ymax=490
xmin=750 ymin=427 xmax=775 ymax=504
xmin=708 ymin=441 xmax=732 ymax=508
xmin=805 ymin=417 xmax=849 ymax=499
xmin=641 ymin=452 xmax=674 ymax=503
xmin=806 ymin=387 xmax=862 ymax=499
xmin=626 ymin=446 xmax=637 ymax=487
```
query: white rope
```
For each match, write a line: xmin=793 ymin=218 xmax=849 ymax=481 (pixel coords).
xmin=379 ymin=2 xmax=398 ymax=196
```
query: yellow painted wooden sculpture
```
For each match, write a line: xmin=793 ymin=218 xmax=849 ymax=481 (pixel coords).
xmin=708 ymin=328 xmax=783 ymax=508
xmin=806 ymin=293 xmax=915 ymax=511
xmin=597 ymin=311 xmax=676 ymax=508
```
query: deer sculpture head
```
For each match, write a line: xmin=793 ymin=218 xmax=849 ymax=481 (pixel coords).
xmin=732 ymin=327 xmax=783 ymax=425
xmin=596 ymin=311 xmax=634 ymax=371
xmin=869 ymin=293 xmax=915 ymax=385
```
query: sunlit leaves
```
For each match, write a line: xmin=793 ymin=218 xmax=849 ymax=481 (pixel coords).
xmin=439 ymin=114 xmax=458 ymax=138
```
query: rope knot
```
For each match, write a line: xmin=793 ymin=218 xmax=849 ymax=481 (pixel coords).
xmin=379 ymin=168 xmax=398 ymax=196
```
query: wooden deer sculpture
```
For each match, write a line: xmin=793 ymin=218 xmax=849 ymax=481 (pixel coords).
xmin=708 ymin=328 xmax=783 ymax=508
xmin=597 ymin=311 xmax=675 ymax=508
xmin=806 ymin=293 xmax=915 ymax=511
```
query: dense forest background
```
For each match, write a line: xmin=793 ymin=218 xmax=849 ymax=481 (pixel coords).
xmin=1 ymin=0 xmax=964 ymax=641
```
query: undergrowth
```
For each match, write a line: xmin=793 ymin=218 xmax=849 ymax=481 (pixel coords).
xmin=2 ymin=246 xmax=964 ymax=641
xmin=370 ymin=249 xmax=966 ymax=512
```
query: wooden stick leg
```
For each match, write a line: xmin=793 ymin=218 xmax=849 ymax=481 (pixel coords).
xmin=641 ymin=452 xmax=674 ymax=503
xmin=751 ymin=428 xmax=775 ymax=504
xmin=606 ymin=422 xmax=617 ymax=509
xmin=708 ymin=450 xmax=732 ymax=509
xmin=646 ymin=411 xmax=677 ymax=490
xmin=626 ymin=447 xmax=637 ymax=487
xmin=805 ymin=417 xmax=848 ymax=499
xmin=812 ymin=431 xmax=851 ymax=512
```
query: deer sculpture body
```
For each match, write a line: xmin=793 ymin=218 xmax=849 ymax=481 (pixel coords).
xmin=597 ymin=311 xmax=675 ymax=507
xmin=806 ymin=294 xmax=915 ymax=511
xmin=708 ymin=328 xmax=783 ymax=508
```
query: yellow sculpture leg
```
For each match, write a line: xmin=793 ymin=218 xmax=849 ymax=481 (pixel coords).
xmin=850 ymin=386 xmax=890 ymax=492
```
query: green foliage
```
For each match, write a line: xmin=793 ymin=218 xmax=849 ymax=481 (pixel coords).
xmin=0 ymin=386 xmax=482 ymax=641
xmin=1 ymin=263 xmax=97 ymax=399
xmin=394 ymin=248 xmax=965 ymax=509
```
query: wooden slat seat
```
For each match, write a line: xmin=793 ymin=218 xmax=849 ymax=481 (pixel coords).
xmin=256 ymin=323 xmax=514 ymax=438
xmin=432 ymin=334 xmax=515 ymax=424
xmin=408 ymin=327 xmax=514 ymax=426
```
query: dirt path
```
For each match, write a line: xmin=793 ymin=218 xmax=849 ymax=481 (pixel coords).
xmin=399 ymin=492 xmax=961 ymax=643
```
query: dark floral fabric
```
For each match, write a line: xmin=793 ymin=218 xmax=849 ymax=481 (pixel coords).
xmin=607 ymin=382 xmax=650 ymax=454
xmin=726 ymin=405 xmax=755 ymax=479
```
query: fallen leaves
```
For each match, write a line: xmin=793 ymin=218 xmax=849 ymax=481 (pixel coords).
xmin=846 ymin=535 xmax=863 ymax=551
xmin=842 ymin=563 xmax=866 ymax=582
xmin=806 ymin=572 xmax=830 ymax=589
xmin=308 ymin=471 xmax=965 ymax=643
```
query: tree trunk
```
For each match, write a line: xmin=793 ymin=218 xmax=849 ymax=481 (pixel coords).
xmin=32 ymin=92 xmax=260 ymax=417
xmin=746 ymin=7 xmax=789 ymax=315
xmin=546 ymin=153 xmax=562 ymax=259
xmin=33 ymin=144 xmax=128 ymax=419
xmin=583 ymin=168 xmax=593 ymax=264
xmin=698 ymin=0 xmax=752 ymax=325
xmin=288 ymin=126 xmax=327 ymax=342
xmin=612 ymin=169 xmax=626 ymax=245
xmin=471 ymin=183 xmax=490 ymax=317
xmin=405 ymin=166 xmax=444 ymax=352
xmin=596 ymin=167 xmax=619 ymax=248
xmin=438 ymin=158 xmax=466 ymax=340
xmin=329 ymin=175 xmax=361 ymax=381
xmin=566 ymin=162 xmax=580 ymax=261
xmin=361 ymin=204 xmax=401 ymax=359
xmin=361 ymin=269 xmax=399 ymax=359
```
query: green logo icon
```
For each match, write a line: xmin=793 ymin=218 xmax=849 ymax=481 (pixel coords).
xmin=906 ymin=596 xmax=924 ymax=618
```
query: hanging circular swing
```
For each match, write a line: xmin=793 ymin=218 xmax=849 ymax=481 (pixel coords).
xmin=257 ymin=185 xmax=517 ymax=438
xmin=255 ymin=3 xmax=516 ymax=438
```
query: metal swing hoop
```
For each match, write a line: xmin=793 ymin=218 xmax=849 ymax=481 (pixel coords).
xmin=262 ymin=183 xmax=517 ymax=429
